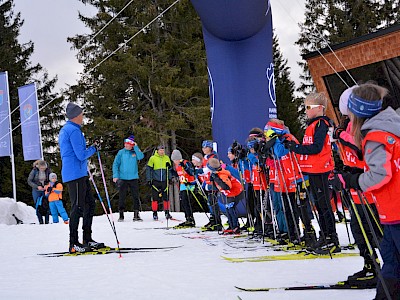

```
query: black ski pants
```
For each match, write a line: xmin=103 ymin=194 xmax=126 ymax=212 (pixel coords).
xmin=119 ymin=179 xmax=140 ymax=212
xmin=308 ymin=172 xmax=337 ymax=237
xmin=67 ymin=176 xmax=95 ymax=244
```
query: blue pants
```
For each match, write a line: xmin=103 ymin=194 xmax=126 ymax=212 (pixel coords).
xmin=270 ymin=184 xmax=287 ymax=233
xmin=226 ymin=202 xmax=239 ymax=229
xmin=381 ymin=224 xmax=400 ymax=280
xmin=32 ymin=190 xmax=49 ymax=224
xmin=49 ymin=201 xmax=69 ymax=223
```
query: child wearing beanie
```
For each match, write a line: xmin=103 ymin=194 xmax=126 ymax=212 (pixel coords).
xmin=171 ymin=149 xmax=197 ymax=228
xmin=44 ymin=173 xmax=69 ymax=224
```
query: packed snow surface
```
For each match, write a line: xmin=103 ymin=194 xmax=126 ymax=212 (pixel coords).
xmin=0 ymin=198 xmax=376 ymax=299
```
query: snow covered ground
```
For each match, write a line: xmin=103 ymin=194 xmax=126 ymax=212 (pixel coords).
xmin=0 ymin=198 xmax=376 ymax=300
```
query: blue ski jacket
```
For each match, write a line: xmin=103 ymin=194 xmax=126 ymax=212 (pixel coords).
xmin=112 ymin=146 xmax=144 ymax=180
xmin=59 ymin=121 xmax=96 ymax=182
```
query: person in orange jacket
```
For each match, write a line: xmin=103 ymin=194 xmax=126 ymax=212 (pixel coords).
xmin=44 ymin=173 xmax=69 ymax=224
xmin=284 ymin=93 xmax=337 ymax=254
xmin=335 ymin=83 xmax=400 ymax=299
xmin=207 ymin=158 xmax=244 ymax=234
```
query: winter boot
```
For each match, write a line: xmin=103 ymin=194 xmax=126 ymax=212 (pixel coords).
xmin=133 ymin=210 xmax=143 ymax=222
xmin=165 ymin=210 xmax=172 ymax=220
xmin=312 ymin=233 xmax=341 ymax=255
xmin=69 ymin=242 xmax=91 ymax=254
xmin=118 ymin=210 xmax=124 ymax=222
xmin=153 ymin=211 xmax=158 ymax=220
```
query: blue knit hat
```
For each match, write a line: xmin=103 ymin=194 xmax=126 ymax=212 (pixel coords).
xmin=348 ymin=93 xmax=382 ymax=118
xmin=247 ymin=139 xmax=257 ymax=149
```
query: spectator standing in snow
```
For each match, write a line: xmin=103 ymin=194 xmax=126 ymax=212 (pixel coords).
xmin=112 ymin=135 xmax=144 ymax=222
xmin=27 ymin=160 xmax=51 ymax=224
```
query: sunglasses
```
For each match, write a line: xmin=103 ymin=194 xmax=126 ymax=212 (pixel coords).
xmin=306 ymin=104 xmax=324 ymax=110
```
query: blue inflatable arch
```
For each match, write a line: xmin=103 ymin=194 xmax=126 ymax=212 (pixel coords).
xmin=190 ymin=0 xmax=277 ymax=159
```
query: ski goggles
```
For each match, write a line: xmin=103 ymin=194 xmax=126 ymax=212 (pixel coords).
xmin=306 ymin=104 xmax=325 ymax=110
xmin=124 ymin=139 xmax=135 ymax=145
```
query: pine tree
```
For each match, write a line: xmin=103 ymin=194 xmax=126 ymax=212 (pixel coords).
xmin=273 ymin=33 xmax=303 ymax=139
xmin=0 ymin=0 xmax=60 ymax=204
xmin=296 ymin=0 xmax=398 ymax=95
xmin=67 ymin=0 xmax=210 ymax=209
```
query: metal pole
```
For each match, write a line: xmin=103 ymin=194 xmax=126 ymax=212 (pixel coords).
xmin=5 ymin=72 xmax=17 ymax=200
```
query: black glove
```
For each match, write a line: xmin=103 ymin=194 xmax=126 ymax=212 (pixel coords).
xmin=147 ymin=180 xmax=153 ymax=187
xmin=333 ymin=127 xmax=344 ymax=140
xmin=339 ymin=172 xmax=361 ymax=190
xmin=166 ymin=162 xmax=171 ymax=169
xmin=210 ymin=172 xmax=217 ymax=181
xmin=328 ymin=172 xmax=342 ymax=192
xmin=261 ymin=136 xmax=277 ymax=154
xmin=179 ymin=160 xmax=185 ymax=167
xmin=283 ymin=140 xmax=298 ymax=151
xmin=46 ymin=186 xmax=53 ymax=193
xmin=92 ymin=140 xmax=101 ymax=151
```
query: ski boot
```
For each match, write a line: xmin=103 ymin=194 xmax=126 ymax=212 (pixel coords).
xmin=83 ymin=239 xmax=105 ymax=250
xmin=303 ymin=228 xmax=317 ymax=248
xmin=118 ymin=210 xmax=124 ymax=222
xmin=165 ymin=210 xmax=172 ymax=220
xmin=201 ymin=216 xmax=215 ymax=231
xmin=69 ymin=242 xmax=91 ymax=254
xmin=133 ymin=210 xmax=143 ymax=222
xmin=312 ymin=233 xmax=341 ymax=255
xmin=153 ymin=211 xmax=158 ymax=220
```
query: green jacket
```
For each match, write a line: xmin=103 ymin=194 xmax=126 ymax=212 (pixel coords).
xmin=146 ymin=151 xmax=172 ymax=182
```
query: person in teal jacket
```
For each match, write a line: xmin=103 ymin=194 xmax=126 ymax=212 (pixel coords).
xmin=146 ymin=145 xmax=173 ymax=220
xmin=113 ymin=135 xmax=144 ymax=222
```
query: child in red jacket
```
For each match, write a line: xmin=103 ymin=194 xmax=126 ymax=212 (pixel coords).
xmin=207 ymin=158 xmax=244 ymax=234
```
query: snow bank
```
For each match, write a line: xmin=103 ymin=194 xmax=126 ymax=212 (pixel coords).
xmin=0 ymin=197 xmax=37 ymax=225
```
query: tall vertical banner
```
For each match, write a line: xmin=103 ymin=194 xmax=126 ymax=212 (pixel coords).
xmin=190 ymin=0 xmax=276 ymax=158
xmin=18 ymin=83 xmax=43 ymax=161
xmin=0 ymin=72 xmax=12 ymax=157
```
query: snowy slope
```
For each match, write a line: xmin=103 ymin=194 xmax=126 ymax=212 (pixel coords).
xmin=0 ymin=200 xmax=376 ymax=300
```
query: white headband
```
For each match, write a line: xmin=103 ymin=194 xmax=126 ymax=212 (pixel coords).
xmin=192 ymin=155 xmax=201 ymax=163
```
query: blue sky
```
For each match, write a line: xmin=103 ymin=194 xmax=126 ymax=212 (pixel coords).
xmin=14 ymin=0 xmax=306 ymax=93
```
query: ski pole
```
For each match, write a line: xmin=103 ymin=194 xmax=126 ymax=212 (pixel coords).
xmin=349 ymin=191 xmax=391 ymax=300
xmin=274 ymin=152 xmax=301 ymax=243
xmin=270 ymin=152 xmax=293 ymax=243
xmin=88 ymin=167 xmax=122 ymax=257
xmin=335 ymin=190 xmax=353 ymax=245
xmin=188 ymin=186 xmax=210 ymax=221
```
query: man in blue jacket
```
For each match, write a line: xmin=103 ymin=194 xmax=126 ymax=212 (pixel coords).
xmin=59 ymin=102 xmax=102 ymax=253
xmin=112 ymin=135 xmax=144 ymax=222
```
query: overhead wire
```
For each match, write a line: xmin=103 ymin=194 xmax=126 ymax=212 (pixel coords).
xmin=0 ymin=0 xmax=182 ymax=143
xmin=273 ymin=0 xmax=352 ymax=89
xmin=292 ymin=0 xmax=358 ymax=86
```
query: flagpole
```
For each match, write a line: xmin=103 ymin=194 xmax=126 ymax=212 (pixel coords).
xmin=5 ymin=72 xmax=17 ymax=201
